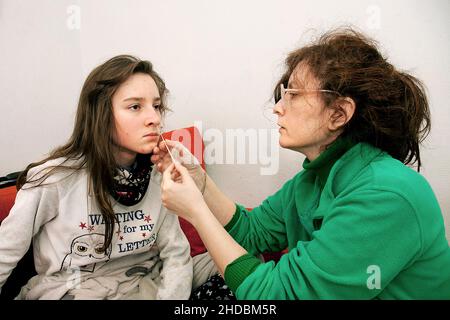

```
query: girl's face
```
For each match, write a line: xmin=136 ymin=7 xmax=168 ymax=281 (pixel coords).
xmin=273 ymin=64 xmax=338 ymax=161
xmin=111 ymin=73 xmax=162 ymax=167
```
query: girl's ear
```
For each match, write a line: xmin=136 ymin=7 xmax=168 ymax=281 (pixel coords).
xmin=327 ymin=97 xmax=356 ymax=132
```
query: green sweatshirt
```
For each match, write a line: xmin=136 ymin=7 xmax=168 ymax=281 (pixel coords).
xmin=224 ymin=139 xmax=450 ymax=299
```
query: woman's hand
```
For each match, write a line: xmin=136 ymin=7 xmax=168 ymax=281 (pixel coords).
xmin=151 ymin=139 xmax=206 ymax=193
xmin=161 ymin=162 xmax=207 ymax=225
xmin=161 ymin=162 xmax=248 ymax=277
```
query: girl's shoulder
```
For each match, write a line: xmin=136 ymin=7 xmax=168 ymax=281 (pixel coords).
xmin=25 ymin=156 xmax=86 ymax=187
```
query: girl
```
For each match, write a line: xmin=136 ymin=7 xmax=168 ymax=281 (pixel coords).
xmin=0 ymin=55 xmax=193 ymax=299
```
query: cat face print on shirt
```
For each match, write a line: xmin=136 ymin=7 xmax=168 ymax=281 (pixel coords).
xmin=60 ymin=233 xmax=111 ymax=273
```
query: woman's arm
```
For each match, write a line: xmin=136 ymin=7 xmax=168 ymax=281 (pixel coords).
xmin=191 ymin=203 xmax=247 ymax=276
xmin=201 ymin=174 xmax=236 ymax=227
xmin=161 ymin=163 xmax=246 ymax=276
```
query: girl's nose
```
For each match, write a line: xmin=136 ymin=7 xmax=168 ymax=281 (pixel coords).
xmin=145 ymin=107 xmax=161 ymax=127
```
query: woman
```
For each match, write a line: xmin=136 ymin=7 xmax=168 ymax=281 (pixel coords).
xmin=155 ymin=28 xmax=450 ymax=299
xmin=0 ymin=55 xmax=193 ymax=299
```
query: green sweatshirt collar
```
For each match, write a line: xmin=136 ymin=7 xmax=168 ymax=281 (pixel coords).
xmin=302 ymin=137 xmax=355 ymax=186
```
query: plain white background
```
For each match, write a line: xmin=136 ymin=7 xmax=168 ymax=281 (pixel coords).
xmin=0 ymin=0 xmax=449 ymax=242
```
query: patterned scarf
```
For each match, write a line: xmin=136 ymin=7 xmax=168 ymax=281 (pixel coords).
xmin=110 ymin=154 xmax=152 ymax=206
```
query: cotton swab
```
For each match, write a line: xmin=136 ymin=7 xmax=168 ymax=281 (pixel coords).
xmin=159 ymin=133 xmax=176 ymax=164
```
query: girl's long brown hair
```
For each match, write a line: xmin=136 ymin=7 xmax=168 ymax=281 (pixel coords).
xmin=275 ymin=28 xmax=431 ymax=171
xmin=17 ymin=55 xmax=169 ymax=251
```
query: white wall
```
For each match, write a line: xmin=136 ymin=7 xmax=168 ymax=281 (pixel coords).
xmin=1 ymin=0 xmax=449 ymax=241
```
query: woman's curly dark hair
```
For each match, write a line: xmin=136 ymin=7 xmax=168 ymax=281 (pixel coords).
xmin=275 ymin=28 xmax=430 ymax=171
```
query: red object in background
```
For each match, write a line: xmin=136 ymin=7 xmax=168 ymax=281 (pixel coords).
xmin=0 ymin=186 xmax=16 ymax=222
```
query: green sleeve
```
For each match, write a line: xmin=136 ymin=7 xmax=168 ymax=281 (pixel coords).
xmin=224 ymin=253 xmax=263 ymax=293
xmin=224 ymin=204 xmax=241 ymax=232
xmin=225 ymin=177 xmax=297 ymax=255
xmin=233 ymin=188 xmax=422 ymax=299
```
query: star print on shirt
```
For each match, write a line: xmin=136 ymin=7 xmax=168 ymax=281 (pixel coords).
xmin=142 ymin=233 xmax=146 ymax=238
xmin=119 ymin=236 xmax=124 ymax=241
xmin=144 ymin=215 xmax=152 ymax=223
xmin=79 ymin=222 xmax=87 ymax=229
xmin=88 ymin=225 xmax=94 ymax=232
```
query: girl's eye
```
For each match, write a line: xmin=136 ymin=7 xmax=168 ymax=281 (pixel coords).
xmin=153 ymin=105 xmax=161 ymax=110
xmin=129 ymin=104 xmax=140 ymax=110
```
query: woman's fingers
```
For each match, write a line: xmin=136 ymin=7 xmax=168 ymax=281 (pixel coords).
xmin=174 ymin=162 xmax=195 ymax=185
xmin=158 ymin=140 xmax=177 ymax=152
xmin=153 ymin=139 xmax=201 ymax=184
xmin=153 ymin=140 xmax=176 ymax=168
xmin=162 ymin=163 xmax=176 ymax=187
xmin=150 ymin=153 xmax=160 ymax=164
xmin=162 ymin=162 xmax=188 ymax=185
xmin=159 ymin=159 xmax=204 ymax=221
xmin=159 ymin=140 xmax=186 ymax=158
xmin=174 ymin=161 xmax=189 ymax=175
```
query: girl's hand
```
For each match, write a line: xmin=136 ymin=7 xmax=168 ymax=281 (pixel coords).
xmin=151 ymin=139 xmax=206 ymax=193
xmin=161 ymin=162 xmax=207 ymax=224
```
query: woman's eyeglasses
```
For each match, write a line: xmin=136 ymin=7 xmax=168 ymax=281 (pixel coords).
xmin=262 ymin=83 xmax=341 ymax=124
xmin=278 ymin=83 xmax=341 ymax=108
